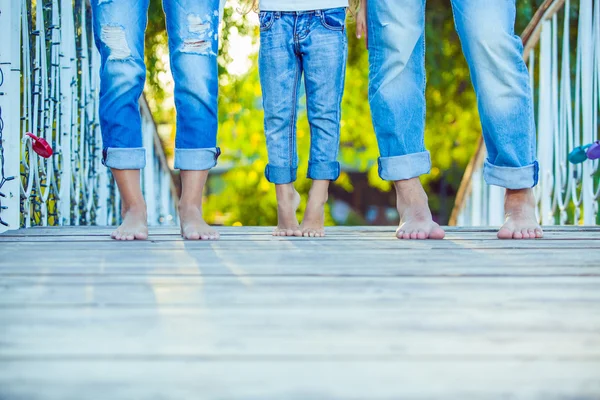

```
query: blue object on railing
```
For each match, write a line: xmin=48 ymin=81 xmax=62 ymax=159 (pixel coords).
xmin=568 ymin=141 xmax=600 ymax=164
xmin=587 ymin=141 xmax=600 ymax=160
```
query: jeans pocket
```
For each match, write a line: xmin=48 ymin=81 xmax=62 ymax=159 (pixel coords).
xmin=320 ymin=8 xmax=346 ymax=31
xmin=259 ymin=11 xmax=275 ymax=31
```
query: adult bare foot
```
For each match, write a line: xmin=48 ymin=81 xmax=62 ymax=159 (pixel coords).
xmin=179 ymin=203 xmax=219 ymax=240
xmin=394 ymin=178 xmax=445 ymax=240
xmin=110 ymin=168 xmax=148 ymax=241
xmin=300 ymin=180 xmax=329 ymax=238
xmin=111 ymin=203 xmax=148 ymax=241
xmin=179 ymin=170 xmax=219 ymax=240
xmin=497 ymin=188 xmax=543 ymax=239
xmin=274 ymin=184 xmax=302 ymax=237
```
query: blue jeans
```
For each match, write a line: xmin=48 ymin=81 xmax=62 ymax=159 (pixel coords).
xmin=368 ymin=0 xmax=539 ymax=189
xmin=258 ymin=8 xmax=348 ymax=184
xmin=92 ymin=0 xmax=221 ymax=170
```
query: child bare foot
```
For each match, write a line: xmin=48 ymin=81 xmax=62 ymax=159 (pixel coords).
xmin=274 ymin=184 xmax=302 ymax=236
xmin=179 ymin=203 xmax=219 ymax=240
xmin=111 ymin=204 xmax=148 ymax=241
xmin=300 ymin=180 xmax=329 ymax=237
xmin=394 ymin=178 xmax=445 ymax=240
xmin=497 ymin=188 xmax=543 ymax=239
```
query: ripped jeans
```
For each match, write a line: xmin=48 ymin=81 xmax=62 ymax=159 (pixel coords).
xmin=91 ymin=0 xmax=221 ymax=170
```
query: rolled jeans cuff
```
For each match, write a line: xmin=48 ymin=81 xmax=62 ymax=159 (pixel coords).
xmin=265 ymin=164 xmax=297 ymax=184
xmin=103 ymin=147 xmax=146 ymax=170
xmin=483 ymin=160 xmax=539 ymax=189
xmin=174 ymin=147 xmax=221 ymax=170
xmin=307 ymin=161 xmax=341 ymax=181
xmin=378 ymin=151 xmax=431 ymax=181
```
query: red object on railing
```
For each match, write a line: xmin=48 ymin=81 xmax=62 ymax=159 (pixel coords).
xmin=25 ymin=133 xmax=53 ymax=158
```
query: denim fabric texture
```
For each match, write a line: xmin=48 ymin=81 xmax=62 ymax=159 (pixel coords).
xmin=92 ymin=0 xmax=221 ymax=170
xmin=367 ymin=0 xmax=538 ymax=188
xmin=259 ymin=8 xmax=348 ymax=184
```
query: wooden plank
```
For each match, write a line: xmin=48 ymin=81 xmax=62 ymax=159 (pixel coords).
xmin=1 ymin=307 xmax=600 ymax=358
xmin=1 ymin=360 xmax=599 ymax=400
xmin=2 ymin=225 xmax=600 ymax=237
xmin=1 ymin=277 xmax=599 ymax=308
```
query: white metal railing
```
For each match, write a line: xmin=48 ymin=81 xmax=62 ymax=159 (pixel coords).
xmin=451 ymin=0 xmax=600 ymax=226
xmin=0 ymin=0 xmax=178 ymax=233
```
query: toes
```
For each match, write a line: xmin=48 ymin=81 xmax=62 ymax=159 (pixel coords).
xmin=430 ymin=227 xmax=446 ymax=240
xmin=417 ymin=230 xmax=427 ymax=240
xmin=497 ymin=227 xmax=513 ymax=240
xmin=186 ymin=231 xmax=201 ymax=240
xmin=409 ymin=231 xmax=418 ymax=240
xmin=512 ymin=230 xmax=524 ymax=239
xmin=402 ymin=232 xmax=411 ymax=240
xmin=135 ymin=231 xmax=148 ymax=240
xmin=293 ymin=229 xmax=302 ymax=237
xmin=535 ymin=228 xmax=544 ymax=238
xmin=396 ymin=230 xmax=404 ymax=239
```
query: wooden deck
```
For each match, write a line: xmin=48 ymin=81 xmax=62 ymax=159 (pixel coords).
xmin=1 ymin=226 xmax=600 ymax=399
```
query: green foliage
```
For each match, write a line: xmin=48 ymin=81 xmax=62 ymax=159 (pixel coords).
xmin=143 ymin=1 xmax=546 ymax=226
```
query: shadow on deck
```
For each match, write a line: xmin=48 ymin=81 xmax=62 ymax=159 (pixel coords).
xmin=1 ymin=226 xmax=600 ymax=399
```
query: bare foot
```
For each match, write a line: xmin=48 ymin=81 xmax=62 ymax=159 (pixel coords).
xmin=179 ymin=203 xmax=219 ymax=240
xmin=274 ymin=184 xmax=302 ymax=237
xmin=111 ymin=204 xmax=148 ymax=241
xmin=497 ymin=188 xmax=543 ymax=240
xmin=300 ymin=180 xmax=329 ymax=238
xmin=394 ymin=178 xmax=445 ymax=240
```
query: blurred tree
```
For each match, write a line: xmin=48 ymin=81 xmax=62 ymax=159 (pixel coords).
xmin=142 ymin=0 xmax=547 ymax=226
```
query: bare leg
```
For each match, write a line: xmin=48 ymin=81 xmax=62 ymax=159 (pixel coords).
xmin=179 ymin=170 xmax=219 ymax=240
xmin=497 ymin=188 xmax=543 ymax=239
xmin=300 ymin=180 xmax=329 ymax=238
xmin=395 ymin=178 xmax=445 ymax=240
xmin=273 ymin=184 xmax=302 ymax=237
xmin=111 ymin=169 xmax=148 ymax=241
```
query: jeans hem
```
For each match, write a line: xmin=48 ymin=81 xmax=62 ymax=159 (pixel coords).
xmin=377 ymin=151 xmax=431 ymax=181
xmin=483 ymin=160 xmax=539 ymax=189
xmin=174 ymin=147 xmax=221 ymax=171
xmin=103 ymin=147 xmax=146 ymax=170
xmin=265 ymin=164 xmax=297 ymax=184
xmin=307 ymin=161 xmax=341 ymax=181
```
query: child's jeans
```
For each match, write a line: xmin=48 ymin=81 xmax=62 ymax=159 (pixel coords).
xmin=92 ymin=0 xmax=221 ymax=170
xmin=259 ymin=8 xmax=348 ymax=184
xmin=367 ymin=0 xmax=538 ymax=189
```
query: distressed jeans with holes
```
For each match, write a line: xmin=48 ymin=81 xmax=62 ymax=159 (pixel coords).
xmin=259 ymin=8 xmax=348 ymax=184
xmin=368 ymin=0 xmax=539 ymax=189
xmin=91 ymin=0 xmax=222 ymax=170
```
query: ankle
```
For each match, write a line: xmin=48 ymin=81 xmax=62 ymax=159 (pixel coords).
xmin=307 ymin=189 xmax=328 ymax=206
xmin=179 ymin=202 xmax=202 ymax=212
xmin=122 ymin=201 xmax=146 ymax=215
xmin=275 ymin=184 xmax=298 ymax=203
xmin=505 ymin=188 xmax=535 ymax=208
xmin=394 ymin=179 xmax=429 ymax=208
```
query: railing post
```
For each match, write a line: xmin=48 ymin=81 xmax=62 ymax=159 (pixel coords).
xmin=580 ymin=0 xmax=595 ymax=224
xmin=0 ymin=0 xmax=21 ymax=232
xmin=59 ymin=0 xmax=76 ymax=225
